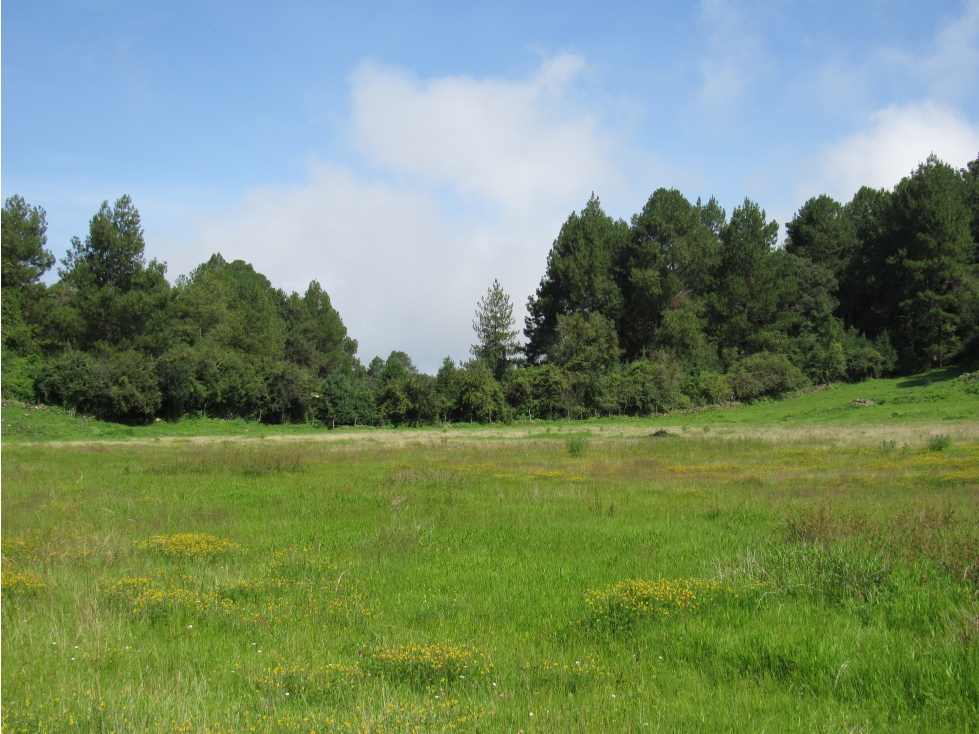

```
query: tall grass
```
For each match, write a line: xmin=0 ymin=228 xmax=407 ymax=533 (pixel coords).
xmin=2 ymin=428 xmax=978 ymax=732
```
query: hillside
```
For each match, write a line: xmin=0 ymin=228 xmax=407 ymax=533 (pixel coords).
xmin=4 ymin=367 xmax=977 ymax=446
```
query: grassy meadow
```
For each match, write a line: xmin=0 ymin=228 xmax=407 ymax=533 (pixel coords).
xmin=2 ymin=369 xmax=979 ymax=732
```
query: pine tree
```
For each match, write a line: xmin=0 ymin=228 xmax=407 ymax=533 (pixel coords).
xmin=472 ymin=280 xmax=520 ymax=380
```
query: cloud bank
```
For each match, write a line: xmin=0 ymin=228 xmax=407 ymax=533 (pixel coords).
xmin=166 ymin=55 xmax=621 ymax=372
xmin=161 ymin=8 xmax=979 ymax=373
xmin=351 ymin=55 xmax=615 ymax=217
xmin=808 ymin=103 xmax=979 ymax=207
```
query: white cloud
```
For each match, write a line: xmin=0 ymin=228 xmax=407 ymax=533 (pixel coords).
xmin=174 ymin=162 xmax=476 ymax=367
xmin=698 ymin=0 xmax=769 ymax=108
xmin=797 ymin=1 xmax=979 ymax=126
xmin=810 ymin=101 xmax=979 ymax=202
xmin=161 ymin=56 xmax=623 ymax=372
xmin=350 ymin=54 xmax=614 ymax=218
xmin=886 ymin=0 xmax=979 ymax=101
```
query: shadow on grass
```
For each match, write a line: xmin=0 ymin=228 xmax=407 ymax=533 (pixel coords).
xmin=896 ymin=366 xmax=961 ymax=388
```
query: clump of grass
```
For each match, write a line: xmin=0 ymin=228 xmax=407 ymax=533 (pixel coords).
xmin=565 ymin=436 xmax=589 ymax=457
xmin=262 ymin=545 xmax=340 ymax=581
xmin=151 ymin=448 xmax=308 ymax=476
xmin=101 ymin=575 xmax=229 ymax=619
xmin=927 ymin=434 xmax=952 ymax=451
xmin=0 ymin=690 xmax=113 ymax=733
xmin=785 ymin=505 xmax=974 ymax=562
xmin=0 ymin=532 xmax=42 ymax=561
xmin=765 ymin=543 xmax=892 ymax=605
xmin=260 ymin=662 xmax=361 ymax=702
xmin=1 ymin=567 xmax=46 ymax=595
xmin=780 ymin=504 xmax=979 ymax=595
xmin=359 ymin=700 xmax=490 ymax=731
xmin=584 ymin=577 xmax=746 ymax=631
xmin=101 ymin=575 xmax=152 ymax=601
xmin=588 ymin=498 xmax=615 ymax=517
xmin=712 ymin=539 xmax=892 ymax=608
xmin=132 ymin=587 xmax=227 ymax=618
xmin=368 ymin=642 xmax=491 ymax=686
xmin=137 ymin=533 xmax=242 ymax=560
xmin=519 ymin=655 xmax=608 ymax=692
xmin=879 ymin=438 xmax=896 ymax=453
xmin=390 ymin=467 xmax=463 ymax=492
xmin=784 ymin=505 xmax=870 ymax=544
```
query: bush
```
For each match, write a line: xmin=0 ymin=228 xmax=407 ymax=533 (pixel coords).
xmin=505 ymin=364 xmax=564 ymax=419
xmin=39 ymin=349 xmax=163 ymax=422
xmin=267 ymin=361 xmax=318 ymax=423
xmin=1 ymin=355 xmax=41 ymax=403
xmin=93 ymin=350 xmax=162 ymax=422
xmin=319 ymin=372 xmax=356 ymax=426
xmin=36 ymin=350 xmax=99 ymax=413
xmin=792 ymin=330 xmax=849 ymax=383
xmin=452 ymin=363 xmax=506 ymax=423
xmin=727 ymin=352 xmax=808 ymax=401
xmin=156 ymin=347 xmax=198 ymax=420
xmin=926 ymin=434 xmax=952 ymax=452
xmin=185 ymin=343 xmax=268 ymax=420
xmin=377 ymin=373 xmax=436 ymax=426
xmin=843 ymin=328 xmax=894 ymax=380
xmin=351 ymin=381 xmax=378 ymax=426
xmin=565 ymin=436 xmax=589 ymax=457
xmin=621 ymin=354 xmax=687 ymax=415
xmin=683 ymin=370 xmax=732 ymax=405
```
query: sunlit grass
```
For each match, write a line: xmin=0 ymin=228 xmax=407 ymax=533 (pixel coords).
xmin=3 ymin=383 xmax=978 ymax=731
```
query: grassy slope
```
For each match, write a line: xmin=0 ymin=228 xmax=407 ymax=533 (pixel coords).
xmin=3 ymin=367 xmax=978 ymax=445
xmin=2 ymin=369 xmax=978 ymax=732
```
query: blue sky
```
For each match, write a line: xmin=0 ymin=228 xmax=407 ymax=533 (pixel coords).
xmin=4 ymin=0 xmax=979 ymax=371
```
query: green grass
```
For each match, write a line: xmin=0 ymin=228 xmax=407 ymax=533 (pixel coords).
xmin=651 ymin=367 xmax=979 ymax=431
xmin=2 ymin=371 xmax=979 ymax=732
xmin=4 ymin=367 xmax=978 ymax=445
xmin=0 ymin=409 xmax=332 ymax=443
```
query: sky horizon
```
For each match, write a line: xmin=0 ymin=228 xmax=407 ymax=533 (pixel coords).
xmin=5 ymin=1 xmax=979 ymax=372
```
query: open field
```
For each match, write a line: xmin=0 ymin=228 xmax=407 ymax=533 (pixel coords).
xmin=3 ymin=371 xmax=979 ymax=732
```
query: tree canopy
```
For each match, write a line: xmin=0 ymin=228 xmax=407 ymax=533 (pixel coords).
xmin=4 ymin=151 xmax=979 ymax=424
xmin=471 ymin=279 xmax=520 ymax=380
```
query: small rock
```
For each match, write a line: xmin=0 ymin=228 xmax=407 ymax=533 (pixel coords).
xmin=851 ymin=399 xmax=874 ymax=406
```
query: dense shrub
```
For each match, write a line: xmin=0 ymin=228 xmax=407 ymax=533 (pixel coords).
xmin=156 ymin=347 xmax=198 ymax=420
xmin=267 ymin=361 xmax=318 ymax=423
xmin=621 ymin=354 xmax=688 ymax=415
xmin=682 ymin=370 xmax=732 ymax=405
xmin=791 ymin=329 xmax=848 ymax=383
xmin=39 ymin=350 xmax=161 ymax=422
xmin=504 ymin=364 xmax=566 ymax=420
xmin=377 ymin=374 xmax=436 ymax=426
xmin=316 ymin=372 xmax=377 ymax=427
xmin=1 ymin=355 xmax=41 ymax=403
xmin=452 ymin=363 xmax=506 ymax=422
xmin=727 ymin=352 xmax=808 ymax=401
xmin=93 ymin=350 xmax=162 ymax=422
xmin=319 ymin=372 xmax=357 ymax=426
xmin=36 ymin=350 xmax=99 ymax=413
xmin=187 ymin=344 xmax=268 ymax=420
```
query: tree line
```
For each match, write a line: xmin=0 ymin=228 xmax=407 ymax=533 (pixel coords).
xmin=3 ymin=153 xmax=978 ymax=425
